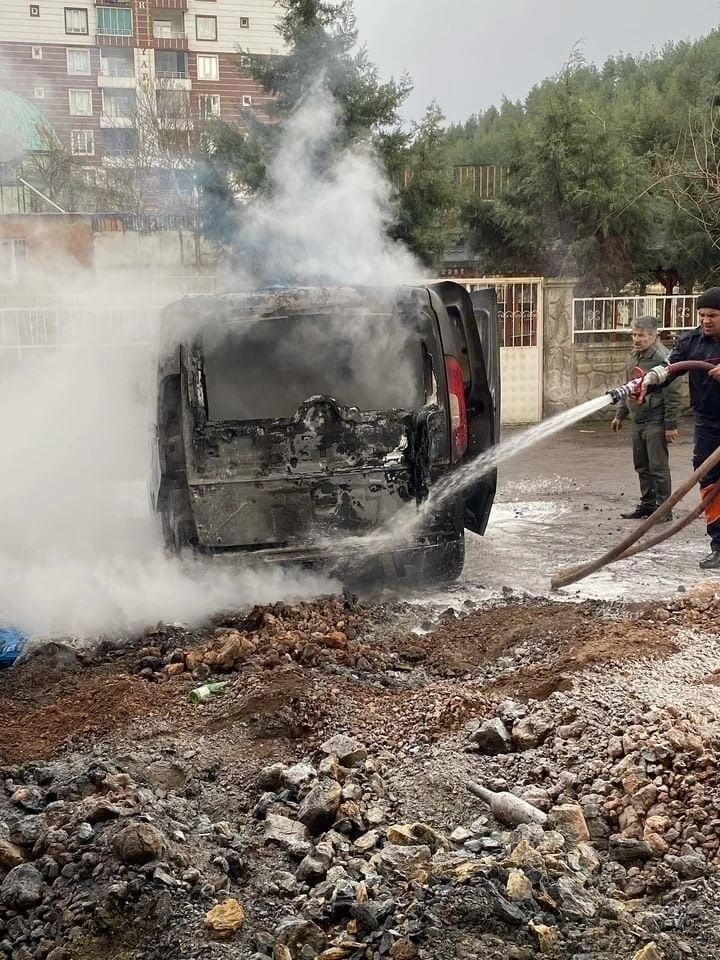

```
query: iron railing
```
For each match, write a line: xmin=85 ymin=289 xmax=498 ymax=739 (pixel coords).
xmin=573 ymin=295 xmax=697 ymax=342
xmin=453 ymin=277 xmax=543 ymax=347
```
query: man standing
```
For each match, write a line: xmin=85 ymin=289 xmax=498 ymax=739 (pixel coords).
xmin=611 ymin=316 xmax=681 ymax=520
xmin=641 ymin=288 xmax=720 ymax=569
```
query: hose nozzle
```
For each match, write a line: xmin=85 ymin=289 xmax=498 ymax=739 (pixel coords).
xmin=607 ymin=365 xmax=669 ymax=404
xmin=607 ymin=377 xmax=643 ymax=404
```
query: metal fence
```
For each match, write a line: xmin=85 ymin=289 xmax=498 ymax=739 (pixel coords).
xmin=456 ymin=277 xmax=542 ymax=347
xmin=573 ymin=295 xmax=697 ymax=342
xmin=0 ymin=275 xmax=216 ymax=355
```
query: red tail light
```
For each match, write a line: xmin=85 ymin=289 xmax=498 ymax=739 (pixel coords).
xmin=444 ymin=356 xmax=468 ymax=462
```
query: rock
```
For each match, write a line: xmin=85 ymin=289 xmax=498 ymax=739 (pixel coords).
xmin=529 ymin=921 xmax=559 ymax=953
xmin=319 ymin=735 xmax=367 ymax=767
xmin=632 ymin=944 xmax=664 ymax=960
xmin=257 ymin=763 xmax=285 ymax=790
xmin=553 ymin=876 xmax=597 ymax=919
xmin=607 ymin=838 xmax=654 ymax=864
xmin=371 ymin=843 xmax=432 ymax=881
xmin=0 ymin=837 xmax=25 ymax=869
xmin=547 ymin=803 xmax=590 ymax=846
xmin=112 ymin=822 xmax=166 ymax=865
xmin=354 ymin=829 xmax=381 ymax=853
xmin=275 ymin=917 xmax=327 ymax=953
xmin=10 ymin=786 xmax=45 ymax=812
xmin=297 ymin=780 xmax=342 ymax=833
xmin=281 ymin=762 xmax=317 ymax=792
xmin=511 ymin=714 xmax=553 ymax=750
xmin=264 ymin=814 xmax=310 ymax=851
xmin=204 ymin=899 xmax=245 ymax=940
xmin=0 ymin=863 xmax=44 ymax=909
xmin=506 ymin=868 xmax=533 ymax=901
xmin=471 ymin=717 xmax=513 ymax=753
xmin=296 ymin=842 xmax=333 ymax=881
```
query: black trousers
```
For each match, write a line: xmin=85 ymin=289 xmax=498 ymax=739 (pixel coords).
xmin=693 ymin=416 xmax=720 ymax=549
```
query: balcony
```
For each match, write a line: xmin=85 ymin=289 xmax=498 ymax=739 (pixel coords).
xmin=100 ymin=115 xmax=134 ymax=128
xmin=96 ymin=33 xmax=133 ymax=47
xmin=156 ymin=75 xmax=191 ymax=90
xmin=151 ymin=0 xmax=187 ymax=9
xmin=151 ymin=33 xmax=188 ymax=51
xmin=98 ymin=74 xmax=135 ymax=87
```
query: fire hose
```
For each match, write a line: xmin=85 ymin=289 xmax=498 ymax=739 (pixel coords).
xmin=551 ymin=359 xmax=720 ymax=589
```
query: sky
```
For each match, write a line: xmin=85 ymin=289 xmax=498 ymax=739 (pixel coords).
xmin=352 ymin=0 xmax=720 ymax=124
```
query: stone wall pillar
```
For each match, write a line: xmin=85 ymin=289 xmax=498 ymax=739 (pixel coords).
xmin=542 ymin=278 xmax=576 ymax=416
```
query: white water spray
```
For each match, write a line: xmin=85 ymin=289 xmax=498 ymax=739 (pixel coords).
xmin=325 ymin=394 xmax=613 ymax=560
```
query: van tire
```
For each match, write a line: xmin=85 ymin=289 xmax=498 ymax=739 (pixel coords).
xmin=160 ymin=485 xmax=196 ymax=554
xmin=419 ymin=532 xmax=465 ymax=585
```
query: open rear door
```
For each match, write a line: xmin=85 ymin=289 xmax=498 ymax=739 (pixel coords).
xmin=428 ymin=283 xmax=500 ymax=535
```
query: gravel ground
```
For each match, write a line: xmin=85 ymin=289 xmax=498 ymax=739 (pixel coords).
xmin=1 ymin=585 xmax=720 ymax=960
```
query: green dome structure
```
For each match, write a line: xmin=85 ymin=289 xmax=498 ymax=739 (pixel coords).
xmin=0 ymin=89 xmax=59 ymax=163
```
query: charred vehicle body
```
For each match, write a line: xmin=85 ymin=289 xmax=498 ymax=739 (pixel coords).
xmin=149 ymin=282 xmax=500 ymax=583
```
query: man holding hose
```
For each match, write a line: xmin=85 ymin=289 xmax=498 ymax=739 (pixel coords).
xmin=640 ymin=287 xmax=720 ymax=569
xmin=611 ymin=316 xmax=681 ymax=521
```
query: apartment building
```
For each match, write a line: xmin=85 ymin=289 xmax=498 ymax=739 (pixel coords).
xmin=0 ymin=0 xmax=283 ymax=166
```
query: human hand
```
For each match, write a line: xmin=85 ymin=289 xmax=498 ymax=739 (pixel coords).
xmin=611 ymin=417 xmax=623 ymax=433
xmin=709 ymin=363 xmax=720 ymax=382
xmin=665 ymin=428 xmax=678 ymax=443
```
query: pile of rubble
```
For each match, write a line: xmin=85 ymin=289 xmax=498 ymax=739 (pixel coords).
xmin=1 ymin=593 xmax=720 ymax=959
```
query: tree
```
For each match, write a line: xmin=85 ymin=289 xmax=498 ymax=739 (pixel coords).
xmin=389 ymin=104 xmax=460 ymax=268
xmin=462 ymin=62 xmax=656 ymax=292
xmin=447 ymin=33 xmax=720 ymax=291
xmin=196 ymin=0 xmax=449 ymax=260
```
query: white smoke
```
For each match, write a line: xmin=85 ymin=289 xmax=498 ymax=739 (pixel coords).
xmin=232 ymin=86 xmax=421 ymax=287
xmin=0 ymin=84 xmax=422 ymax=640
xmin=0 ymin=273 xmax=335 ymax=639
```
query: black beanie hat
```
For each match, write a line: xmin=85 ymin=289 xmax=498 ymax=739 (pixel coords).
xmin=696 ymin=287 xmax=720 ymax=310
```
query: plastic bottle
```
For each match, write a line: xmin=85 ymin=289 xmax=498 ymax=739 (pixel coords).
xmin=188 ymin=680 xmax=231 ymax=703
xmin=467 ymin=780 xmax=547 ymax=827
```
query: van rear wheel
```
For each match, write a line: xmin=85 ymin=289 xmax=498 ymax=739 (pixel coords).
xmin=419 ymin=532 xmax=465 ymax=585
xmin=160 ymin=485 xmax=196 ymax=554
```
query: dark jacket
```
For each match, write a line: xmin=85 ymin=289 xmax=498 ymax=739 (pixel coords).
xmin=617 ymin=340 xmax=682 ymax=428
xmin=667 ymin=327 xmax=720 ymax=422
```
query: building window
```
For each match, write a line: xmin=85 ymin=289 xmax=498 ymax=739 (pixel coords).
xmin=31 ymin=45 xmax=43 ymax=59
xmin=155 ymin=50 xmax=188 ymax=79
xmin=153 ymin=19 xmax=172 ymax=38
xmin=198 ymin=94 xmax=220 ymax=119
xmin=71 ymin=129 xmax=95 ymax=156
xmin=242 ymin=94 xmax=253 ymax=107
xmin=64 ymin=7 xmax=88 ymax=34
xmin=67 ymin=47 xmax=91 ymax=75
xmin=239 ymin=17 xmax=250 ymax=28
xmin=0 ymin=239 xmax=28 ymax=281
xmin=29 ymin=4 xmax=40 ymax=16
xmin=103 ymin=89 xmax=135 ymax=118
xmin=100 ymin=50 xmax=134 ymax=78
xmin=69 ymin=88 xmax=93 ymax=116
xmin=103 ymin=128 xmax=137 ymax=157
xmin=196 ymin=54 xmax=218 ymax=80
xmin=34 ymin=87 xmax=44 ymax=99
xmin=96 ymin=7 xmax=132 ymax=36
xmin=195 ymin=15 xmax=217 ymax=40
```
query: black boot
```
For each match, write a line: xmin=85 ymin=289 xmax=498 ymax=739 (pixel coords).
xmin=620 ymin=503 xmax=656 ymax=519
xmin=699 ymin=549 xmax=720 ymax=570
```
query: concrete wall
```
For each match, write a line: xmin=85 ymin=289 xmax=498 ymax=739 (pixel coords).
xmin=93 ymin=227 xmax=217 ymax=270
xmin=0 ymin=212 xmax=93 ymax=267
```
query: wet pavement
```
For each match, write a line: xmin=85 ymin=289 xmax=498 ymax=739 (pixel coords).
xmin=458 ymin=416 xmax=705 ymax=603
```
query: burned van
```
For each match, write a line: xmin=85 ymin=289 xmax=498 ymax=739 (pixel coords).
xmin=149 ymin=282 xmax=500 ymax=583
